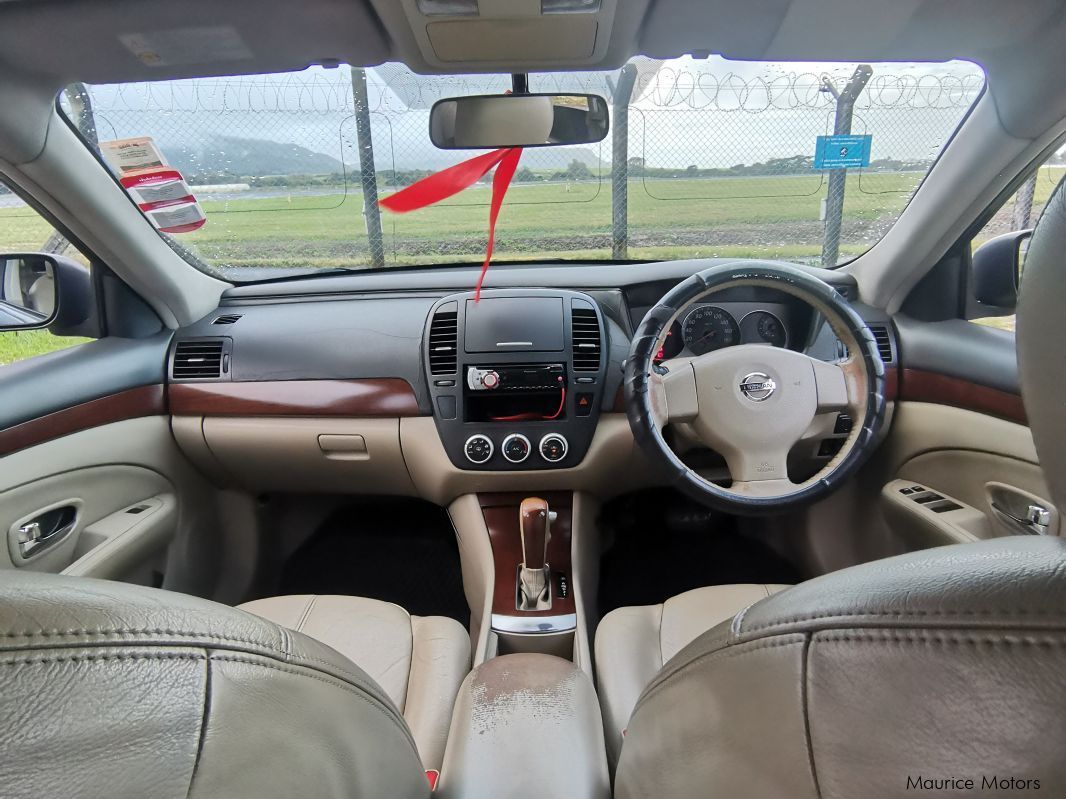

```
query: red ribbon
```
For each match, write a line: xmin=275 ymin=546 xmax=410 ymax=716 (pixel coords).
xmin=378 ymin=147 xmax=523 ymax=301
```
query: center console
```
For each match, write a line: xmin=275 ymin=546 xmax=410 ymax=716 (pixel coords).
xmin=424 ymin=289 xmax=607 ymax=471
xmin=437 ymin=653 xmax=610 ymax=799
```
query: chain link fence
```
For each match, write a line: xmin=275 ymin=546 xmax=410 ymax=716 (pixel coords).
xmin=31 ymin=60 xmax=987 ymax=272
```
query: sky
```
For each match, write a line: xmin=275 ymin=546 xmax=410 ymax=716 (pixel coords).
xmin=79 ymin=56 xmax=985 ymax=171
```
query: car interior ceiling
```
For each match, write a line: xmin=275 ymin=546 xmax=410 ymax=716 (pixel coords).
xmin=2 ymin=1 xmax=1066 ymax=798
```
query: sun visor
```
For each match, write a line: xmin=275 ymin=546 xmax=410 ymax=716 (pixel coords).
xmin=428 ymin=18 xmax=598 ymax=62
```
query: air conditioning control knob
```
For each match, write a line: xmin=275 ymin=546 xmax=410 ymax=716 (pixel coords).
xmin=464 ymin=434 xmax=494 ymax=464
xmin=539 ymin=433 xmax=569 ymax=463
xmin=501 ymin=433 xmax=531 ymax=463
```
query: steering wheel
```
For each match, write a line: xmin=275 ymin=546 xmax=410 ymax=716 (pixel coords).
xmin=625 ymin=262 xmax=886 ymax=515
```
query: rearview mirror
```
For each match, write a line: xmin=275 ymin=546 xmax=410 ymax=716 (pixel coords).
xmin=0 ymin=255 xmax=58 ymax=330
xmin=430 ymin=93 xmax=609 ymax=149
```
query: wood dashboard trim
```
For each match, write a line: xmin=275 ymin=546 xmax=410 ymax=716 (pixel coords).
xmin=898 ymin=368 xmax=1027 ymax=424
xmin=0 ymin=384 xmax=166 ymax=456
xmin=168 ymin=378 xmax=421 ymax=417
xmin=480 ymin=492 xmax=576 ymax=618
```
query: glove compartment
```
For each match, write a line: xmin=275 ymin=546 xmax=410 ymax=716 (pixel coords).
xmin=173 ymin=416 xmax=416 ymax=495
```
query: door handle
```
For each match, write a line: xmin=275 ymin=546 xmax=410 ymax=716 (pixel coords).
xmin=991 ymin=502 xmax=1052 ymax=535
xmin=987 ymin=482 xmax=1056 ymax=537
xmin=14 ymin=505 xmax=77 ymax=558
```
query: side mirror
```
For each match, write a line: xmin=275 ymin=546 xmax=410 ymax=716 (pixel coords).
xmin=0 ymin=253 xmax=93 ymax=333
xmin=971 ymin=229 xmax=1032 ymax=312
xmin=429 ymin=93 xmax=609 ymax=149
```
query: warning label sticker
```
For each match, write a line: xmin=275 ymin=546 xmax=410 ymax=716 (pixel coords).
xmin=99 ymin=137 xmax=168 ymax=174
xmin=99 ymin=138 xmax=206 ymax=234
xmin=146 ymin=200 xmax=207 ymax=234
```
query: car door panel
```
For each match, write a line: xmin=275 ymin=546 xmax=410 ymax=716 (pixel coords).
xmin=0 ymin=333 xmax=171 ymax=448
xmin=0 ymin=413 xmax=219 ymax=591
xmin=1 ymin=464 xmax=174 ymax=579
xmin=876 ymin=316 xmax=1052 ymax=551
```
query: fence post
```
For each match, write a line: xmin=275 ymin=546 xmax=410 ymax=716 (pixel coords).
xmin=1012 ymin=173 xmax=1038 ymax=230
xmin=351 ymin=68 xmax=385 ymax=268
xmin=609 ymin=64 xmax=638 ymax=260
xmin=820 ymin=65 xmax=872 ymax=268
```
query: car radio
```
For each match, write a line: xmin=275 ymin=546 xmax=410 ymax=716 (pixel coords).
xmin=423 ymin=289 xmax=609 ymax=471
xmin=464 ymin=363 xmax=568 ymax=423
xmin=466 ymin=363 xmax=565 ymax=392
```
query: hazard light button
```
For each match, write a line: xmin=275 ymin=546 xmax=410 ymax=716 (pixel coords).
xmin=575 ymin=392 xmax=594 ymax=417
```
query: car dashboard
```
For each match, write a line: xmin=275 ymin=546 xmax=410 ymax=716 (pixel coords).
xmin=165 ymin=258 xmax=895 ymax=503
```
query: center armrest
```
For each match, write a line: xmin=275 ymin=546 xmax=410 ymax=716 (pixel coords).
xmin=437 ymin=653 xmax=610 ymax=799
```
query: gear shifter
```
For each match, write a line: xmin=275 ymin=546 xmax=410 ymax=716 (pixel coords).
xmin=518 ymin=497 xmax=556 ymax=611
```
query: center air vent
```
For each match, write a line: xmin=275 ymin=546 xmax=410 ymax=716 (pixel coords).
xmin=172 ymin=339 xmax=225 ymax=380
xmin=869 ymin=325 xmax=894 ymax=364
xmin=212 ymin=314 xmax=242 ymax=325
xmin=428 ymin=304 xmax=458 ymax=375
xmin=571 ymin=307 xmax=601 ymax=372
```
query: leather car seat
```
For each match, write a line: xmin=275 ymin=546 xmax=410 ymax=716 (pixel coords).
xmin=239 ymin=594 xmax=469 ymax=772
xmin=595 ymin=583 xmax=790 ymax=764
xmin=0 ymin=572 xmax=468 ymax=798
xmin=601 ymin=537 xmax=1066 ymax=797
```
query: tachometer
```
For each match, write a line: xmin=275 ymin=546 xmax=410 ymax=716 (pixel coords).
xmin=741 ymin=310 xmax=787 ymax=348
xmin=683 ymin=306 xmax=739 ymax=355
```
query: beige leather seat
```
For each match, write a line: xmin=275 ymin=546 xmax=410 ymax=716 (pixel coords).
xmin=599 ymin=537 xmax=1066 ymax=798
xmin=239 ymin=594 xmax=469 ymax=772
xmin=596 ymin=582 xmax=789 ymax=764
xmin=0 ymin=573 xmax=468 ymax=798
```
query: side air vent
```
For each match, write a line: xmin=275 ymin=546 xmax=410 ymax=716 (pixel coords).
xmin=172 ymin=339 xmax=225 ymax=380
xmin=212 ymin=314 xmax=242 ymax=325
xmin=869 ymin=325 xmax=894 ymax=364
xmin=428 ymin=306 xmax=458 ymax=375
xmin=571 ymin=307 xmax=602 ymax=372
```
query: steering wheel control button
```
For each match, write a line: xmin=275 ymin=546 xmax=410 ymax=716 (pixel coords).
xmin=739 ymin=371 xmax=776 ymax=402
xmin=464 ymin=434 xmax=494 ymax=464
xmin=539 ymin=433 xmax=569 ymax=463
xmin=501 ymin=433 xmax=532 ymax=463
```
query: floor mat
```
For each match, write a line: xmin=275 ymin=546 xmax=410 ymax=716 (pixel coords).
xmin=598 ymin=489 xmax=803 ymax=617
xmin=280 ymin=499 xmax=470 ymax=628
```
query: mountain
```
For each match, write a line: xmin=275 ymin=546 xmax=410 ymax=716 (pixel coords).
xmin=163 ymin=136 xmax=344 ymax=181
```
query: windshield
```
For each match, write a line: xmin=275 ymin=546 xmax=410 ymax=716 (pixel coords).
xmin=56 ymin=57 xmax=983 ymax=279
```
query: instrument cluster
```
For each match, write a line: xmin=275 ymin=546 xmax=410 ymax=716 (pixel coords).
xmin=656 ymin=303 xmax=791 ymax=361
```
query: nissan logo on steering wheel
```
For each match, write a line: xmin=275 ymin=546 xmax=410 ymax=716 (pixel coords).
xmin=739 ymin=371 xmax=776 ymax=402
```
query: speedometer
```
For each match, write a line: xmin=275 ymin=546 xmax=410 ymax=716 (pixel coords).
xmin=683 ymin=306 xmax=739 ymax=355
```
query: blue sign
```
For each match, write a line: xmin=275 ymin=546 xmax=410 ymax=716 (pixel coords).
xmin=814 ymin=134 xmax=872 ymax=169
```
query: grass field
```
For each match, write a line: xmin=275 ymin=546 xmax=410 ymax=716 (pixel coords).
xmin=2 ymin=172 xmax=934 ymax=270
xmin=0 ymin=329 xmax=88 ymax=366
xmin=3 ymin=167 xmax=1045 ymax=363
